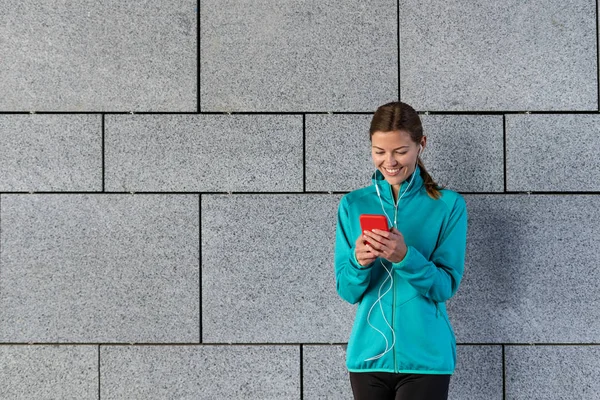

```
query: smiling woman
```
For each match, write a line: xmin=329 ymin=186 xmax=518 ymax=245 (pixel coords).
xmin=333 ymin=102 xmax=468 ymax=400
xmin=370 ymin=102 xmax=443 ymax=201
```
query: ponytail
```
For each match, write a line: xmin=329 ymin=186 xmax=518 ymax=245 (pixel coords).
xmin=417 ymin=158 xmax=444 ymax=200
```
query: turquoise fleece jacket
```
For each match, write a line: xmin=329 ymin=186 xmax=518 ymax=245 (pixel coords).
xmin=334 ymin=166 xmax=467 ymax=374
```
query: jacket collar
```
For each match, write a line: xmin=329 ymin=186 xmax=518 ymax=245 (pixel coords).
xmin=371 ymin=165 xmax=424 ymax=205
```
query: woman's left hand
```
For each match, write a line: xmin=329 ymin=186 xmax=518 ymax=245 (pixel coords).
xmin=362 ymin=227 xmax=408 ymax=263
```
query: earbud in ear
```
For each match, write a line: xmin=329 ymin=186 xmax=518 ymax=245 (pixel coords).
xmin=419 ymin=144 xmax=423 ymax=155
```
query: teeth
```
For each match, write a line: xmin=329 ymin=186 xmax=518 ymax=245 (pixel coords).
xmin=385 ymin=168 xmax=400 ymax=173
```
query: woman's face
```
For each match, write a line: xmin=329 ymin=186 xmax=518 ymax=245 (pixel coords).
xmin=371 ymin=130 xmax=424 ymax=186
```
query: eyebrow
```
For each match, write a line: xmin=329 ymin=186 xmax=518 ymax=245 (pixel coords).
xmin=372 ymin=145 xmax=410 ymax=150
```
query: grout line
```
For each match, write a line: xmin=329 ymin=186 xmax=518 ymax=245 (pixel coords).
xmin=1 ymin=110 xmax=599 ymax=115
xmin=503 ymin=114 xmax=507 ymax=193
xmin=102 ymin=114 xmax=105 ymax=193
xmin=197 ymin=0 xmax=201 ymax=113
xmin=300 ymin=344 xmax=304 ymax=400
xmin=0 ymin=195 xmax=2 ymax=282
xmin=397 ymin=0 xmax=401 ymax=101
xmin=303 ymin=114 xmax=306 ymax=192
xmin=0 ymin=342 xmax=599 ymax=346
xmin=0 ymin=191 xmax=599 ymax=196
xmin=502 ymin=344 xmax=506 ymax=400
xmin=98 ymin=344 xmax=101 ymax=400
xmin=596 ymin=0 xmax=599 ymax=111
xmin=198 ymin=194 xmax=203 ymax=343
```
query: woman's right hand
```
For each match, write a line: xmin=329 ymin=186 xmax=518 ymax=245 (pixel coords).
xmin=354 ymin=234 xmax=378 ymax=267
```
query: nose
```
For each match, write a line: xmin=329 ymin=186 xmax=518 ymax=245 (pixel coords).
xmin=385 ymin=153 xmax=398 ymax=165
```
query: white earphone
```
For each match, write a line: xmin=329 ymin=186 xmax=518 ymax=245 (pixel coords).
xmin=365 ymin=143 xmax=422 ymax=362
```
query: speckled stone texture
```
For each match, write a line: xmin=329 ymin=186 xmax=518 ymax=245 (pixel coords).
xmin=0 ymin=194 xmax=199 ymax=343
xmin=305 ymin=114 xmax=374 ymax=192
xmin=100 ymin=345 xmax=299 ymax=399
xmin=506 ymin=346 xmax=600 ymax=399
xmin=303 ymin=345 xmax=352 ymax=400
xmin=506 ymin=114 xmax=600 ymax=192
xmin=449 ymin=195 xmax=600 ymax=343
xmin=0 ymin=115 xmax=101 ymax=192
xmin=105 ymin=114 xmax=303 ymax=192
xmin=0 ymin=0 xmax=196 ymax=111
xmin=201 ymin=194 xmax=355 ymax=343
xmin=420 ymin=115 xmax=504 ymax=192
xmin=449 ymin=346 xmax=503 ymax=400
xmin=200 ymin=0 xmax=398 ymax=112
xmin=0 ymin=345 xmax=97 ymax=399
xmin=400 ymin=0 xmax=597 ymax=111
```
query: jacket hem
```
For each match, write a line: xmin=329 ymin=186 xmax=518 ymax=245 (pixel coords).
xmin=347 ymin=367 xmax=453 ymax=375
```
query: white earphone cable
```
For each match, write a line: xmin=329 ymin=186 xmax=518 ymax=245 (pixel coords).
xmin=364 ymin=151 xmax=421 ymax=362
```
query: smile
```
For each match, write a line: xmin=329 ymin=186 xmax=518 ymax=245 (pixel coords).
xmin=384 ymin=167 xmax=402 ymax=176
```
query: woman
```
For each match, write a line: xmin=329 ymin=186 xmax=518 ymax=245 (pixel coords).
xmin=334 ymin=101 xmax=468 ymax=399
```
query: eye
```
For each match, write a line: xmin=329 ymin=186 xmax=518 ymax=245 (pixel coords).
xmin=375 ymin=152 xmax=384 ymax=155
xmin=396 ymin=152 xmax=407 ymax=155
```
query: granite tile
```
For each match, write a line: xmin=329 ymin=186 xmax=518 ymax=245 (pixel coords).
xmin=101 ymin=345 xmax=299 ymax=399
xmin=0 ymin=194 xmax=199 ymax=343
xmin=400 ymin=0 xmax=597 ymax=111
xmin=0 ymin=114 xmax=101 ymax=192
xmin=506 ymin=345 xmax=600 ymax=399
xmin=507 ymin=114 xmax=600 ymax=191
xmin=0 ymin=1 xmax=196 ymax=111
xmin=0 ymin=345 xmax=97 ymax=399
xmin=105 ymin=114 xmax=302 ymax=192
xmin=201 ymin=0 xmax=397 ymax=111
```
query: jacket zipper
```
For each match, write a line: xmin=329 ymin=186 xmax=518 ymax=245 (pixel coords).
xmin=392 ymin=273 xmax=397 ymax=372
xmin=391 ymin=186 xmax=398 ymax=373
xmin=388 ymin=179 xmax=402 ymax=372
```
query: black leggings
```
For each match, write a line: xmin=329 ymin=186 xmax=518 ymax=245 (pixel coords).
xmin=349 ymin=371 xmax=450 ymax=400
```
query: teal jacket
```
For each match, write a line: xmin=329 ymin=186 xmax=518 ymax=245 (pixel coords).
xmin=334 ymin=166 xmax=467 ymax=374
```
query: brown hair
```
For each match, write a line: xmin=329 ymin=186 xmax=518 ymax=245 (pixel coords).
xmin=369 ymin=101 xmax=443 ymax=200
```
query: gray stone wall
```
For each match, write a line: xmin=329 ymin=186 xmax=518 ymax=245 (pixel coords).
xmin=1 ymin=0 xmax=599 ymax=399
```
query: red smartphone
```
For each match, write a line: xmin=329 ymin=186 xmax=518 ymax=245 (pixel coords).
xmin=359 ymin=214 xmax=390 ymax=245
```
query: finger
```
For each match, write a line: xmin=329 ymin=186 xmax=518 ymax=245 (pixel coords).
xmin=358 ymin=236 xmax=375 ymax=250
xmin=363 ymin=230 xmax=386 ymax=245
xmin=366 ymin=234 xmax=395 ymax=251
xmin=360 ymin=254 xmax=377 ymax=262
xmin=357 ymin=249 xmax=377 ymax=261
xmin=390 ymin=227 xmax=403 ymax=237
xmin=366 ymin=243 xmax=385 ymax=256
xmin=372 ymin=229 xmax=393 ymax=238
xmin=364 ymin=236 xmax=384 ymax=251
xmin=372 ymin=238 xmax=395 ymax=254
xmin=357 ymin=241 xmax=376 ymax=254
xmin=356 ymin=235 xmax=369 ymax=248
xmin=357 ymin=245 xmax=374 ymax=255
xmin=370 ymin=250 xmax=383 ymax=259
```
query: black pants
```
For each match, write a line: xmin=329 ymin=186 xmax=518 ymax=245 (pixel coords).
xmin=349 ymin=371 xmax=450 ymax=400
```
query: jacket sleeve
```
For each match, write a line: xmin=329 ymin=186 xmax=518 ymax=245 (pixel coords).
xmin=334 ymin=195 xmax=374 ymax=304
xmin=392 ymin=194 xmax=468 ymax=303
